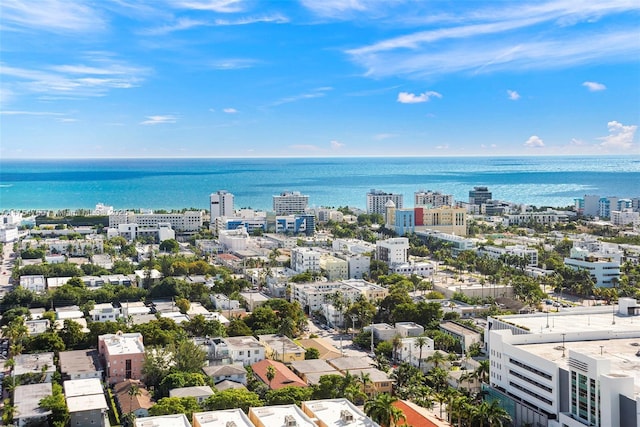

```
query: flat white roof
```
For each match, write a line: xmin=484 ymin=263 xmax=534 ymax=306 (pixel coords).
xmin=304 ymin=399 xmax=379 ymax=427
xmin=66 ymin=393 xmax=108 ymax=413
xmin=250 ymin=405 xmax=316 ymax=427
xmin=64 ymin=378 xmax=103 ymax=397
xmin=517 ymin=337 xmax=640 ymax=397
xmin=193 ymin=409 xmax=253 ymax=427
xmin=100 ymin=333 xmax=144 ymax=355
xmin=135 ymin=414 xmax=191 ymax=427
xmin=494 ymin=306 xmax=640 ymax=335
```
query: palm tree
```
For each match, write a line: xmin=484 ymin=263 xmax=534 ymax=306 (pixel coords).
xmin=127 ymin=382 xmax=141 ymax=416
xmin=358 ymin=371 xmax=373 ymax=397
xmin=472 ymin=400 xmax=511 ymax=427
xmin=2 ymin=399 xmax=15 ymax=426
xmin=391 ymin=335 xmax=402 ymax=365
xmin=364 ymin=393 xmax=406 ymax=427
xmin=414 ymin=336 xmax=428 ymax=370
xmin=266 ymin=365 xmax=276 ymax=389
xmin=426 ymin=350 xmax=446 ymax=369
xmin=475 ymin=359 xmax=490 ymax=384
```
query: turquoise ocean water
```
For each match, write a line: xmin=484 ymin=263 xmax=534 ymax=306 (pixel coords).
xmin=0 ymin=156 xmax=638 ymax=211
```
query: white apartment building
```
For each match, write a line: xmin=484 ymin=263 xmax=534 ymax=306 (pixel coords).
xmin=290 ymin=247 xmax=321 ymax=273
xmin=273 ymin=191 xmax=309 ymax=215
xmin=486 ymin=300 xmax=640 ymax=427
xmin=332 ymin=238 xmax=376 ymax=255
xmin=218 ymin=336 xmax=266 ymax=366
xmin=342 ymin=254 xmax=371 ymax=279
xmin=376 ymin=237 xmax=409 ymax=266
xmin=109 ymin=210 xmax=202 ymax=232
xmin=414 ymin=190 xmax=453 ymax=207
xmin=611 ymin=209 xmax=640 ymax=226
xmin=89 ymin=303 xmax=122 ymax=322
xmin=291 ymin=280 xmax=388 ymax=315
xmin=107 ymin=222 xmax=175 ymax=242
xmin=366 ymin=189 xmax=403 ymax=215
xmin=564 ymin=247 xmax=620 ymax=288
xmin=503 ymin=210 xmax=572 ymax=227
xmin=390 ymin=261 xmax=436 ymax=277
xmin=415 ymin=230 xmax=476 ymax=256
xmin=478 ymin=244 xmax=539 ymax=267
xmin=210 ymin=190 xmax=234 ymax=221
xmin=320 ymin=254 xmax=348 ymax=281
xmin=0 ymin=225 xmax=19 ymax=243
xmin=193 ymin=409 xmax=253 ymax=427
xmin=395 ymin=322 xmax=425 ymax=337
xmin=218 ymin=226 xmax=250 ymax=251
xmin=20 ymin=275 xmax=46 ymax=293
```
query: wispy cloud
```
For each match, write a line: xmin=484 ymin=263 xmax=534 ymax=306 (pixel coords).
xmin=397 ymin=91 xmax=442 ymax=104
xmin=599 ymin=120 xmax=637 ymax=149
xmin=172 ymin=0 xmax=245 ymax=13
xmin=582 ymin=81 xmax=606 ymax=92
xmin=210 ymin=58 xmax=261 ymax=70
xmin=373 ymin=133 xmax=396 ymax=140
xmin=300 ymin=0 xmax=369 ymax=18
xmin=330 ymin=140 xmax=344 ymax=149
xmin=1 ymin=0 xmax=105 ymax=33
xmin=271 ymin=87 xmax=333 ymax=106
xmin=214 ymin=14 xmax=289 ymax=26
xmin=223 ymin=108 xmax=238 ymax=114
xmin=0 ymin=110 xmax=65 ymax=116
xmin=524 ymin=135 xmax=544 ymax=147
xmin=140 ymin=18 xmax=209 ymax=36
xmin=142 ymin=14 xmax=288 ymax=35
xmin=345 ymin=2 xmax=640 ymax=79
xmin=140 ymin=115 xmax=177 ymax=125
xmin=1 ymin=55 xmax=147 ymax=101
xmin=507 ymin=90 xmax=520 ymax=100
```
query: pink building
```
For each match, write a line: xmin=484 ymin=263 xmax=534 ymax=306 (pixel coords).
xmin=98 ymin=332 xmax=145 ymax=385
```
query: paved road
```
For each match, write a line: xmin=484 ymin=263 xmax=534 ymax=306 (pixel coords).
xmin=305 ymin=318 xmax=374 ymax=360
xmin=0 ymin=243 xmax=16 ymax=294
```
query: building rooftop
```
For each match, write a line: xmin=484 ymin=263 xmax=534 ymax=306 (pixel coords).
xmin=252 ymin=359 xmax=307 ymax=390
xmin=114 ymin=379 xmax=153 ymax=413
xmin=169 ymin=385 xmax=214 ymax=399
xmin=14 ymin=383 xmax=52 ymax=420
xmin=193 ymin=409 xmax=254 ymax=427
xmin=224 ymin=335 xmax=265 ymax=349
xmin=63 ymin=378 xmax=103 ymax=398
xmin=214 ymin=380 xmax=247 ymax=392
xmin=258 ymin=334 xmax=306 ymax=356
xmin=135 ymin=414 xmax=191 ymax=427
xmin=303 ymin=398 xmax=379 ymax=427
xmin=202 ymin=363 xmax=246 ymax=378
xmin=297 ymin=338 xmax=341 ymax=360
xmin=249 ymin=404 xmax=316 ymax=427
xmin=99 ymin=332 xmax=144 ymax=355
xmin=66 ymin=393 xmax=108 ymax=413
xmin=517 ymin=336 xmax=640 ymax=397
xmin=440 ymin=321 xmax=481 ymax=337
xmin=493 ymin=305 xmax=640 ymax=335
xmin=58 ymin=349 xmax=102 ymax=375
xmin=290 ymin=359 xmax=337 ymax=375
xmin=327 ymin=356 xmax=373 ymax=372
xmin=14 ymin=352 xmax=55 ymax=377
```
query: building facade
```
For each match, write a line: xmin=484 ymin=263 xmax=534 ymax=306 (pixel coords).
xmin=273 ymin=191 xmax=309 ymax=215
xmin=210 ymin=190 xmax=235 ymax=221
xmin=367 ymin=189 xmax=403 ymax=215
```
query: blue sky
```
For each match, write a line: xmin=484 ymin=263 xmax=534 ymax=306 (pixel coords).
xmin=1 ymin=0 xmax=639 ymax=158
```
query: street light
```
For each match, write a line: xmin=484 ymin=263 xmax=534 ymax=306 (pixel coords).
xmin=350 ymin=314 xmax=358 ymax=340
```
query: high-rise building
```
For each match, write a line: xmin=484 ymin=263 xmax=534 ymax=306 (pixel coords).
xmin=414 ymin=190 xmax=453 ymax=207
xmin=210 ymin=190 xmax=234 ymax=220
xmin=366 ymin=189 xmax=403 ymax=215
xmin=273 ymin=191 xmax=309 ymax=215
xmin=468 ymin=186 xmax=492 ymax=206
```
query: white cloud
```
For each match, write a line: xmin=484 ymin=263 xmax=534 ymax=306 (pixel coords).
xmin=140 ymin=115 xmax=177 ymax=125
xmin=214 ymin=14 xmax=289 ymax=26
xmin=330 ymin=140 xmax=344 ymax=149
xmin=373 ymin=133 xmax=395 ymax=140
xmin=599 ymin=121 xmax=637 ymax=149
xmin=223 ymin=108 xmax=238 ymax=114
xmin=345 ymin=1 xmax=640 ymax=79
xmin=172 ymin=0 xmax=245 ymax=13
xmin=524 ymin=135 xmax=544 ymax=147
xmin=271 ymin=87 xmax=333 ymax=106
xmin=570 ymin=138 xmax=585 ymax=146
xmin=300 ymin=0 xmax=369 ymax=18
xmin=140 ymin=18 xmax=209 ymax=36
xmin=582 ymin=81 xmax=606 ymax=92
xmin=57 ymin=118 xmax=78 ymax=123
xmin=397 ymin=91 xmax=442 ymax=104
xmin=1 ymin=0 xmax=105 ymax=33
xmin=211 ymin=58 xmax=261 ymax=70
xmin=435 ymin=144 xmax=449 ymax=150
xmin=507 ymin=90 xmax=520 ymax=100
xmin=0 ymin=110 xmax=64 ymax=116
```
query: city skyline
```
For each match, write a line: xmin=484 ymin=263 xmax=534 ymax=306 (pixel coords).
xmin=1 ymin=0 xmax=639 ymax=158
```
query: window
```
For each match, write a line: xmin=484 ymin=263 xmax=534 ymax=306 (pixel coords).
xmin=125 ymin=359 xmax=132 ymax=379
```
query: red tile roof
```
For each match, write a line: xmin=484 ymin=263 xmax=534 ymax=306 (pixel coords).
xmin=251 ymin=359 xmax=308 ymax=390
xmin=393 ymin=399 xmax=451 ymax=427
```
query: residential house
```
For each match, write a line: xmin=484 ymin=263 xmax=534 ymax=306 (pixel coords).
xmin=13 ymin=352 xmax=56 ymax=383
xmin=19 ymin=275 xmax=46 ymax=293
xmin=90 ymin=303 xmax=122 ymax=322
xmin=14 ymin=383 xmax=52 ymax=427
xmin=258 ymin=334 xmax=306 ymax=363
xmin=251 ymin=359 xmax=307 ymax=390
xmin=289 ymin=359 xmax=340 ymax=385
xmin=64 ymin=378 xmax=109 ymax=427
xmin=219 ymin=336 xmax=266 ymax=366
xmin=114 ymin=379 xmax=153 ymax=419
xmin=58 ymin=349 xmax=103 ymax=380
xmin=394 ymin=399 xmax=450 ymax=427
xmin=169 ymin=385 xmax=214 ymax=404
xmin=297 ymin=338 xmax=342 ymax=360
xmin=202 ymin=363 xmax=247 ymax=385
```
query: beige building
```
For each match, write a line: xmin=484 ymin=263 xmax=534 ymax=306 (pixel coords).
xmin=320 ymin=254 xmax=349 ymax=281
xmin=258 ymin=334 xmax=306 ymax=362
xmin=415 ymin=206 xmax=467 ymax=236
